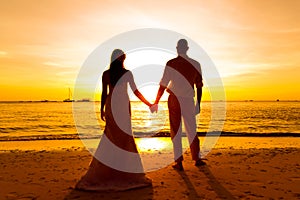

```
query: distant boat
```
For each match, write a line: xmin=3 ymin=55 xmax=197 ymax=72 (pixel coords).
xmin=63 ymin=88 xmax=75 ymax=102
xmin=77 ymin=98 xmax=91 ymax=102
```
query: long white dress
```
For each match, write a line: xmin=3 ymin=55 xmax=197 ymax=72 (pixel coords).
xmin=75 ymin=70 xmax=152 ymax=191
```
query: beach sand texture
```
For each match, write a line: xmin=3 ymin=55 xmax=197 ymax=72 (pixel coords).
xmin=0 ymin=138 xmax=299 ymax=200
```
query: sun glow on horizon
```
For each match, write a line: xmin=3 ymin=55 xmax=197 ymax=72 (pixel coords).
xmin=130 ymin=84 xmax=162 ymax=102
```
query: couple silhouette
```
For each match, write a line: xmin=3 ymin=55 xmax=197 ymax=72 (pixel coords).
xmin=75 ymin=39 xmax=205 ymax=191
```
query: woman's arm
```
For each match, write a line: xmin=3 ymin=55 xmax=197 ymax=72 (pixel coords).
xmin=127 ymin=71 xmax=152 ymax=107
xmin=134 ymin=90 xmax=151 ymax=107
xmin=101 ymin=72 xmax=108 ymax=121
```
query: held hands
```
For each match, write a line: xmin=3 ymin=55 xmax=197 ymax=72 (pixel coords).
xmin=149 ymin=104 xmax=158 ymax=113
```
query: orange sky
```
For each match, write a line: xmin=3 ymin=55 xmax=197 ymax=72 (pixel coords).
xmin=0 ymin=0 xmax=299 ymax=101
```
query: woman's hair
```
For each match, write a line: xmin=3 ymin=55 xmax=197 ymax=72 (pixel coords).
xmin=109 ymin=49 xmax=127 ymax=86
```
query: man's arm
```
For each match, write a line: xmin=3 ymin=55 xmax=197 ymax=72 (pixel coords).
xmin=197 ymin=87 xmax=202 ymax=105
xmin=195 ymin=62 xmax=203 ymax=115
xmin=154 ymin=85 xmax=166 ymax=105
xmin=195 ymin=87 xmax=202 ymax=115
xmin=150 ymin=85 xmax=166 ymax=113
xmin=153 ymin=62 xmax=171 ymax=112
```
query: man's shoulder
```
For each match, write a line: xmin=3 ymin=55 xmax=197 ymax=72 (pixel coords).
xmin=167 ymin=56 xmax=200 ymax=67
xmin=187 ymin=57 xmax=200 ymax=67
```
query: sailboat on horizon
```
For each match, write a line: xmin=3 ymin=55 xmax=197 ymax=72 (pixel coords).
xmin=63 ymin=88 xmax=75 ymax=102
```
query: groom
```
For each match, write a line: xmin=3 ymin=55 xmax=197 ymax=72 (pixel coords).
xmin=153 ymin=39 xmax=205 ymax=170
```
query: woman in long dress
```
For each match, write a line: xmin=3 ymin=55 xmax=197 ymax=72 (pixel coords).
xmin=75 ymin=49 xmax=152 ymax=191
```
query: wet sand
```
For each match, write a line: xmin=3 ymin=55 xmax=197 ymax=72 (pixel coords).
xmin=0 ymin=137 xmax=299 ymax=199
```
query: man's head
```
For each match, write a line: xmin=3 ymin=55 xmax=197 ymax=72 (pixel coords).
xmin=176 ymin=39 xmax=189 ymax=55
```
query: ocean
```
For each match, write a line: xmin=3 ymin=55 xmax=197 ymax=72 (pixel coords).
xmin=0 ymin=101 xmax=299 ymax=141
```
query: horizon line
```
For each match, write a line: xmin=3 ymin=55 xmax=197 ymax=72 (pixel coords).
xmin=0 ymin=100 xmax=299 ymax=103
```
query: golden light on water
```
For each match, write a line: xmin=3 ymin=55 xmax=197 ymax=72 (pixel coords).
xmin=136 ymin=138 xmax=168 ymax=152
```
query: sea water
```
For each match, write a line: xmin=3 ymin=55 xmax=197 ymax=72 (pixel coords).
xmin=0 ymin=101 xmax=299 ymax=141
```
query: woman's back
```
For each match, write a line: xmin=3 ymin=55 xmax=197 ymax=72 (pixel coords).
xmin=103 ymin=69 xmax=136 ymax=98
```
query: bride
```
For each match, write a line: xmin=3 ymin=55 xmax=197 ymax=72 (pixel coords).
xmin=76 ymin=49 xmax=152 ymax=191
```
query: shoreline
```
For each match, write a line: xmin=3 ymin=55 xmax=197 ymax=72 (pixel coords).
xmin=0 ymin=132 xmax=300 ymax=142
xmin=0 ymin=136 xmax=299 ymax=152
xmin=0 ymin=100 xmax=299 ymax=103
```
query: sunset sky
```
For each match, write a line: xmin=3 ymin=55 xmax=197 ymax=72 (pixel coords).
xmin=0 ymin=0 xmax=299 ymax=101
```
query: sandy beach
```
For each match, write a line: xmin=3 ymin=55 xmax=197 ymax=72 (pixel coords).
xmin=0 ymin=137 xmax=299 ymax=200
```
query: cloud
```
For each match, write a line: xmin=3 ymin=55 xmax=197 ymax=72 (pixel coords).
xmin=0 ymin=51 xmax=8 ymax=56
xmin=43 ymin=62 xmax=64 ymax=67
xmin=43 ymin=61 xmax=80 ymax=70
